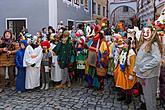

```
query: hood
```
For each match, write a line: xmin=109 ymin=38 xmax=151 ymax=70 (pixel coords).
xmin=20 ymin=40 xmax=28 ymax=47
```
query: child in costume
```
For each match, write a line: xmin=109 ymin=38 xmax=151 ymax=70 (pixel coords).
xmin=53 ymin=31 xmax=75 ymax=88
xmin=134 ymin=24 xmax=163 ymax=110
xmin=0 ymin=30 xmax=19 ymax=92
xmin=40 ymin=41 xmax=52 ymax=90
xmin=115 ymin=39 xmax=137 ymax=104
xmin=75 ymin=31 xmax=86 ymax=85
xmin=15 ymin=40 xmax=28 ymax=93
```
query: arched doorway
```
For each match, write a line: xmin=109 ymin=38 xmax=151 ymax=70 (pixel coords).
xmin=110 ymin=6 xmax=136 ymax=26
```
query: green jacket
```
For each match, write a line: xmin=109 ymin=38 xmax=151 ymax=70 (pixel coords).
xmin=53 ymin=39 xmax=75 ymax=69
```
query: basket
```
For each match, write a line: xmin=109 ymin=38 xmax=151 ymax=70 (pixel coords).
xmin=97 ymin=67 xmax=107 ymax=76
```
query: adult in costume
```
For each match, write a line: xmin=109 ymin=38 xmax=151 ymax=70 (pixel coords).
xmin=0 ymin=30 xmax=19 ymax=92
xmin=53 ymin=31 xmax=75 ymax=88
xmin=23 ymin=35 xmax=43 ymax=89
xmin=134 ymin=24 xmax=163 ymax=110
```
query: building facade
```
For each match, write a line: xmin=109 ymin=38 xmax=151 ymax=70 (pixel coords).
xmin=92 ymin=0 xmax=107 ymax=22
xmin=109 ymin=0 xmax=136 ymax=26
xmin=0 ymin=0 xmax=91 ymax=36
xmin=155 ymin=0 xmax=165 ymax=16
xmin=137 ymin=0 xmax=155 ymax=28
xmin=111 ymin=6 xmax=135 ymax=26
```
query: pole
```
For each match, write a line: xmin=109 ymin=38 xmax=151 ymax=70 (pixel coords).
xmin=106 ymin=0 xmax=109 ymax=19
xmin=153 ymin=0 xmax=156 ymax=21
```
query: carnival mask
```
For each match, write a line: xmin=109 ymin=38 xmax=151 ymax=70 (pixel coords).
xmin=143 ymin=27 xmax=151 ymax=40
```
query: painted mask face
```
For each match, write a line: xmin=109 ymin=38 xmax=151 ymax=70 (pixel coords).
xmin=143 ymin=27 xmax=151 ymax=40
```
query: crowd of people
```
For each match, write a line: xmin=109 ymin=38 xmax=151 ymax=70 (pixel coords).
xmin=0 ymin=10 xmax=164 ymax=110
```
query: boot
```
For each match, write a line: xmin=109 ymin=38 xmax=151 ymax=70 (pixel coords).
xmin=124 ymin=94 xmax=132 ymax=105
xmin=55 ymin=84 xmax=66 ymax=89
xmin=40 ymin=83 xmax=45 ymax=90
xmin=117 ymin=92 xmax=126 ymax=101
xmin=136 ymin=102 xmax=147 ymax=110
xmin=67 ymin=82 xmax=71 ymax=88
xmin=0 ymin=88 xmax=4 ymax=93
xmin=45 ymin=83 xmax=49 ymax=90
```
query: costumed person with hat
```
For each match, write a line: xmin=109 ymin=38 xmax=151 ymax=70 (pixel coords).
xmin=15 ymin=40 xmax=28 ymax=93
xmin=53 ymin=31 xmax=75 ymax=89
xmin=115 ymin=38 xmax=137 ymax=104
xmin=0 ymin=30 xmax=19 ymax=92
xmin=134 ymin=22 xmax=163 ymax=110
xmin=75 ymin=30 xmax=86 ymax=85
xmin=86 ymin=25 xmax=101 ymax=89
xmin=23 ymin=35 xmax=43 ymax=90
xmin=40 ymin=41 xmax=52 ymax=90
xmin=96 ymin=30 xmax=109 ymax=91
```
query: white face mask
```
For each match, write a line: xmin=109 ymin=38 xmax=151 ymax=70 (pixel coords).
xmin=143 ymin=27 xmax=151 ymax=40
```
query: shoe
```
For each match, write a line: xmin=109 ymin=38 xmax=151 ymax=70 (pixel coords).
xmin=117 ymin=94 xmax=126 ymax=101
xmin=11 ymin=87 xmax=15 ymax=91
xmin=0 ymin=88 xmax=4 ymax=93
xmin=136 ymin=102 xmax=147 ymax=110
xmin=55 ymin=84 xmax=66 ymax=89
xmin=67 ymin=82 xmax=71 ymax=88
xmin=17 ymin=91 xmax=22 ymax=94
xmin=40 ymin=83 xmax=45 ymax=90
xmin=45 ymin=83 xmax=49 ymax=90
xmin=124 ymin=95 xmax=132 ymax=105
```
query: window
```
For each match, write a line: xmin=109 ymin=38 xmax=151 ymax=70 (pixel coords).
xmin=74 ymin=0 xmax=80 ymax=5
xmin=98 ymin=4 xmax=101 ymax=15
xmin=6 ymin=18 xmax=27 ymax=38
xmin=80 ymin=0 xmax=83 ymax=4
xmin=103 ymin=6 xmax=106 ymax=17
xmin=84 ymin=0 xmax=88 ymax=10
xmin=67 ymin=20 xmax=74 ymax=30
xmin=92 ymin=2 xmax=96 ymax=14
xmin=123 ymin=6 xmax=128 ymax=12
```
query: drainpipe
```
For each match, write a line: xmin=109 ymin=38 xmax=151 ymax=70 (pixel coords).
xmin=106 ymin=0 xmax=109 ymax=19
xmin=153 ymin=0 xmax=156 ymax=21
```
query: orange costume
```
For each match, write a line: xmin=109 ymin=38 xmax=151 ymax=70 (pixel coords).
xmin=114 ymin=49 xmax=137 ymax=90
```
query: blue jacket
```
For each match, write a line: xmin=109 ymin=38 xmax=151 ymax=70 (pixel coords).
xmin=15 ymin=49 xmax=25 ymax=68
xmin=15 ymin=40 xmax=28 ymax=68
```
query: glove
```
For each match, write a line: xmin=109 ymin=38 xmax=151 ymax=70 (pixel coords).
xmin=31 ymin=63 xmax=36 ymax=67
xmin=128 ymin=75 xmax=133 ymax=80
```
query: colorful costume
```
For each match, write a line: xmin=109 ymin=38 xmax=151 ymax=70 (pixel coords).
xmin=40 ymin=41 xmax=52 ymax=90
xmin=115 ymin=49 xmax=137 ymax=90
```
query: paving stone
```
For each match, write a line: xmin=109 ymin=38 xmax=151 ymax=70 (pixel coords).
xmin=0 ymin=78 xmax=163 ymax=110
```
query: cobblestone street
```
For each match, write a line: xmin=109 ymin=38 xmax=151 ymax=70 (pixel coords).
xmin=0 ymin=80 xmax=164 ymax=110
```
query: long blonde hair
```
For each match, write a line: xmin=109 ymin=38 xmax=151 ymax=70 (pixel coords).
xmin=138 ymin=28 xmax=163 ymax=54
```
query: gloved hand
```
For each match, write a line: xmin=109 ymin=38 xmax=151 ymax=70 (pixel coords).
xmin=31 ymin=63 xmax=36 ymax=67
xmin=128 ymin=75 xmax=133 ymax=80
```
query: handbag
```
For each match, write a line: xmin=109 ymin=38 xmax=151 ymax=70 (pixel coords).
xmin=97 ymin=67 xmax=107 ymax=76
